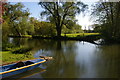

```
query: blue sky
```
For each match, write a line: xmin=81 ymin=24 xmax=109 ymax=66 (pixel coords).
xmin=22 ymin=2 xmax=42 ymax=20
xmin=10 ymin=2 xmax=44 ymax=20
xmin=8 ymin=1 xmax=95 ymax=30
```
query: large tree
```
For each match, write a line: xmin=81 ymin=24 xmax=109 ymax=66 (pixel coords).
xmin=3 ymin=3 xmax=30 ymax=36
xmin=39 ymin=2 xmax=87 ymax=37
xmin=91 ymin=1 xmax=120 ymax=42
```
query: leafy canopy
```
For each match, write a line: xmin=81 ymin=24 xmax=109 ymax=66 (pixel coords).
xmin=39 ymin=2 xmax=87 ymax=37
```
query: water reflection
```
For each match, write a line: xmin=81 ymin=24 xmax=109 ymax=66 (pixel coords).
xmin=75 ymin=42 xmax=98 ymax=78
xmin=5 ymin=68 xmax=46 ymax=80
xmin=9 ymin=38 xmax=13 ymax=43
xmin=7 ymin=38 xmax=120 ymax=78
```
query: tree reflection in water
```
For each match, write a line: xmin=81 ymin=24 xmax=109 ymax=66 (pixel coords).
xmin=7 ymin=38 xmax=120 ymax=78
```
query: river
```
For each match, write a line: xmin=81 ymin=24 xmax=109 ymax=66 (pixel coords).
xmin=7 ymin=38 xmax=120 ymax=78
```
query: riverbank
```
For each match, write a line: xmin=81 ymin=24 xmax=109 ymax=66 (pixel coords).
xmin=9 ymin=33 xmax=100 ymax=42
xmin=61 ymin=33 xmax=99 ymax=37
xmin=2 ymin=35 xmax=120 ymax=78
xmin=0 ymin=47 xmax=34 ymax=65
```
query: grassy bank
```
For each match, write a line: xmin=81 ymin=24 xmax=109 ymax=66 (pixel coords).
xmin=0 ymin=47 xmax=34 ymax=65
xmin=61 ymin=33 xmax=100 ymax=37
xmin=9 ymin=35 xmax=32 ymax=38
xmin=8 ymin=33 xmax=101 ymax=43
xmin=9 ymin=33 xmax=100 ymax=38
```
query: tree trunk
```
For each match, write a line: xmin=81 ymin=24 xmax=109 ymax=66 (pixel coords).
xmin=12 ymin=23 xmax=21 ymax=36
xmin=56 ymin=25 xmax=61 ymax=37
xmin=15 ymin=28 xmax=21 ymax=36
xmin=13 ymin=25 xmax=21 ymax=36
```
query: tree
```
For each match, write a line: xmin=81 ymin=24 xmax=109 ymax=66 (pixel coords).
xmin=34 ymin=21 xmax=56 ymax=36
xmin=39 ymin=2 xmax=87 ymax=37
xmin=62 ymin=23 xmax=83 ymax=34
xmin=73 ymin=24 xmax=83 ymax=33
xmin=3 ymin=3 xmax=30 ymax=36
xmin=15 ymin=17 xmax=35 ymax=35
xmin=91 ymin=1 xmax=120 ymax=42
xmin=91 ymin=24 xmax=102 ymax=33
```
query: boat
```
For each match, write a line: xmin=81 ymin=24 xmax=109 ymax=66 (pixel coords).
xmin=0 ymin=58 xmax=46 ymax=78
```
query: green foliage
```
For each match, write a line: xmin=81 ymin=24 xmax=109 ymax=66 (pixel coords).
xmin=34 ymin=21 xmax=56 ymax=36
xmin=2 ymin=21 xmax=9 ymax=35
xmin=91 ymin=24 xmax=102 ymax=33
xmin=2 ymin=43 xmax=15 ymax=51
xmin=62 ymin=25 xmax=71 ymax=34
xmin=1 ymin=45 xmax=34 ymax=64
xmin=1 ymin=51 xmax=34 ymax=64
xmin=39 ymin=2 xmax=87 ymax=37
xmin=62 ymin=23 xmax=83 ymax=34
xmin=3 ymin=2 xmax=31 ymax=36
xmin=15 ymin=17 xmax=35 ymax=35
xmin=11 ymin=47 xmax=33 ymax=54
xmin=2 ymin=3 xmax=35 ymax=50
xmin=72 ymin=24 xmax=83 ymax=33
xmin=3 ymin=3 xmax=30 ymax=21
xmin=91 ymin=2 xmax=120 ymax=42
xmin=2 ymin=2 xmax=85 ymax=39
xmin=2 ymin=21 xmax=10 ymax=43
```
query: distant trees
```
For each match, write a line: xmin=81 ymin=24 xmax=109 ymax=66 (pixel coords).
xmin=3 ymin=3 xmax=30 ymax=36
xmin=2 ymin=2 xmax=85 ymax=40
xmin=62 ymin=23 xmax=83 ymax=34
xmin=91 ymin=2 xmax=120 ymax=42
xmin=2 ymin=3 xmax=56 ymax=37
xmin=34 ymin=21 xmax=56 ymax=36
xmin=16 ymin=17 xmax=35 ymax=35
xmin=73 ymin=24 xmax=83 ymax=33
xmin=91 ymin=24 xmax=102 ymax=33
xmin=39 ymin=2 xmax=87 ymax=37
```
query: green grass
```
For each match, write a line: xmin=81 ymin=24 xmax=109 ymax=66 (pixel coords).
xmin=0 ymin=51 xmax=34 ymax=65
xmin=9 ymin=33 xmax=100 ymax=38
xmin=20 ymin=35 xmax=32 ymax=37
xmin=61 ymin=33 xmax=100 ymax=37
xmin=9 ymin=34 xmax=32 ymax=38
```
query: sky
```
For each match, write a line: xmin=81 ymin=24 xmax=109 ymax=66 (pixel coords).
xmin=8 ymin=0 xmax=97 ymax=30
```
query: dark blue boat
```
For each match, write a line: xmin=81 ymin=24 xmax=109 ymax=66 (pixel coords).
xmin=0 ymin=58 xmax=46 ymax=78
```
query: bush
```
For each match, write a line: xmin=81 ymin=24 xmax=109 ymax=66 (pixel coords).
xmin=11 ymin=47 xmax=33 ymax=54
xmin=34 ymin=21 xmax=56 ymax=36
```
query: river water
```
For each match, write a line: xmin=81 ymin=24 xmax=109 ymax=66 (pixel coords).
xmin=7 ymin=38 xmax=120 ymax=78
